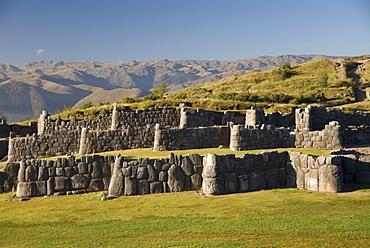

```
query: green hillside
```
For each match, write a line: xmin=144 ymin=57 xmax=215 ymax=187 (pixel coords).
xmin=164 ymin=59 xmax=356 ymax=111
xmin=35 ymin=57 xmax=370 ymax=122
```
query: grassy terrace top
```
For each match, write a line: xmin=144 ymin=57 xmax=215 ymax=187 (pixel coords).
xmin=38 ymin=147 xmax=333 ymax=162
xmin=0 ymin=147 xmax=332 ymax=169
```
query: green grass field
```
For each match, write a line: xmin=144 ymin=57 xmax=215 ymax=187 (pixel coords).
xmin=1 ymin=188 xmax=370 ymax=247
xmin=38 ymin=147 xmax=332 ymax=161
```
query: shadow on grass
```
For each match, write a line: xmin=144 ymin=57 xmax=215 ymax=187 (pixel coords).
xmin=343 ymin=184 xmax=370 ymax=192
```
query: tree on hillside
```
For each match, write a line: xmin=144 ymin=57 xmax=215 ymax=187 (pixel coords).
xmin=0 ymin=111 xmax=6 ymax=123
xmin=144 ymin=82 xmax=167 ymax=100
xmin=272 ymin=62 xmax=293 ymax=81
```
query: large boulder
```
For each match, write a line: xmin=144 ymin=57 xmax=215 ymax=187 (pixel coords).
xmin=224 ymin=173 xmax=238 ymax=194
xmin=181 ymin=156 xmax=195 ymax=176
xmin=319 ymin=165 xmax=342 ymax=192
xmin=168 ymin=164 xmax=185 ymax=192
xmin=138 ymin=180 xmax=149 ymax=195
xmin=71 ymin=174 xmax=91 ymax=190
xmin=150 ymin=182 xmax=163 ymax=194
xmin=124 ymin=177 xmax=138 ymax=195
xmin=202 ymin=177 xmax=224 ymax=195
xmin=305 ymin=169 xmax=318 ymax=191
xmin=87 ymin=179 xmax=104 ymax=192
xmin=17 ymin=182 xmax=35 ymax=197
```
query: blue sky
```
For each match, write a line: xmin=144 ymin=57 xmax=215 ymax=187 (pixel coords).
xmin=0 ymin=0 xmax=369 ymax=66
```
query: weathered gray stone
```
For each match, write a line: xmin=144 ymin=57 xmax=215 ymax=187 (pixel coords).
xmin=319 ymin=165 xmax=342 ymax=192
xmin=130 ymin=165 xmax=138 ymax=179
xmin=65 ymin=167 xmax=74 ymax=178
xmin=55 ymin=167 xmax=65 ymax=177
xmin=190 ymin=174 xmax=202 ymax=189
xmin=88 ymin=179 xmax=104 ymax=192
xmin=71 ymin=174 xmax=91 ymax=190
xmin=25 ymin=166 xmax=37 ymax=182
xmin=78 ymin=162 xmax=88 ymax=174
xmin=296 ymin=168 xmax=306 ymax=189
xmin=54 ymin=177 xmax=70 ymax=191
xmin=224 ymin=173 xmax=238 ymax=193
xmin=159 ymin=171 xmax=168 ymax=182
xmin=137 ymin=166 xmax=149 ymax=180
xmin=153 ymin=159 xmax=163 ymax=171
xmin=305 ymin=169 xmax=318 ymax=191
xmin=102 ymin=177 xmax=110 ymax=190
xmin=147 ymin=164 xmax=158 ymax=182
xmin=188 ymin=153 xmax=203 ymax=166
xmin=37 ymin=166 xmax=48 ymax=181
xmin=35 ymin=181 xmax=47 ymax=196
xmin=202 ymin=177 xmax=224 ymax=195
xmin=181 ymin=156 xmax=195 ymax=176
xmin=18 ymin=162 xmax=26 ymax=182
xmin=17 ymin=182 xmax=35 ymax=197
xmin=124 ymin=177 xmax=138 ymax=195
xmin=202 ymin=154 xmax=218 ymax=178
xmin=122 ymin=166 xmax=132 ymax=177
xmin=244 ymin=158 xmax=254 ymax=174
xmin=265 ymin=169 xmax=279 ymax=189
xmin=138 ymin=180 xmax=150 ymax=195
xmin=355 ymin=160 xmax=370 ymax=184
xmin=238 ymin=174 xmax=249 ymax=192
xmin=48 ymin=167 xmax=56 ymax=177
xmin=47 ymin=177 xmax=54 ymax=195
xmin=168 ymin=164 xmax=185 ymax=192
xmin=161 ymin=163 xmax=171 ymax=171
xmin=150 ymin=182 xmax=163 ymax=194
xmin=249 ymin=172 xmax=266 ymax=191
xmin=91 ymin=161 xmax=102 ymax=179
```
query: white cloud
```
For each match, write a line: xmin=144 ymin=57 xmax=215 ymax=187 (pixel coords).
xmin=36 ymin=49 xmax=45 ymax=56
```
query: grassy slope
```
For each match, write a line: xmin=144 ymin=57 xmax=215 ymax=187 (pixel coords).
xmin=27 ymin=147 xmax=331 ymax=164
xmin=164 ymin=59 xmax=355 ymax=112
xmin=1 ymin=189 xmax=370 ymax=247
xmin=35 ymin=58 xmax=368 ymax=121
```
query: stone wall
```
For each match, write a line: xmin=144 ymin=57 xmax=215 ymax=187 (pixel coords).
xmin=180 ymin=108 xmax=235 ymax=128
xmin=108 ymin=153 xmax=203 ymax=196
xmin=4 ymin=151 xmax=350 ymax=197
xmin=296 ymin=105 xmax=370 ymax=131
xmin=295 ymin=121 xmax=342 ymax=149
xmin=15 ymin=155 xmax=115 ymax=197
xmin=245 ymin=108 xmax=293 ymax=128
xmin=9 ymin=130 xmax=81 ymax=161
xmin=230 ymin=125 xmax=295 ymax=151
xmin=288 ymin=151 xmax=343 ymax=192
xmin=86 ymin=127 xmax=155 ymax=154
xmin=0 ymin=122 xmax=37 ymax=138
xmin=153 ymin=126 xmax=230 ymax=151
xmin=202 ymin=151 xmax=343 ymax=195
xmin=342 ymin=129 xmax=370 ymax=145
xmin=39 ymin=106 xmax=181 ymax=134
xmin=342 ymin=153 xmax=370 ymax=184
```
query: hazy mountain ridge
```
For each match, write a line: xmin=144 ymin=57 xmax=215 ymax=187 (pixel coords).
xmin=0 ymin=55 xmax=341 ymax=121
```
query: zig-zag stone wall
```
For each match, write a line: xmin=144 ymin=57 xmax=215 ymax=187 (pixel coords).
xmin=2 ymin=151 xmax=363 ymax=197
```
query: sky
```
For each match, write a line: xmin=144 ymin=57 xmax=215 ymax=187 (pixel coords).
xmin=0 ymin=0 xmax=369 ymax=66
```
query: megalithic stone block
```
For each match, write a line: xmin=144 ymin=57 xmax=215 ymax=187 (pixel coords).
xmin=168 ymin=164 xmax=185 ymax=192
xmin=108 ymin=155 xmax=124 ymax=196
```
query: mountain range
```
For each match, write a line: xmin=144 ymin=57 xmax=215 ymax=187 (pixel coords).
xmin=0 ymin=55 xmax=340 ymax=121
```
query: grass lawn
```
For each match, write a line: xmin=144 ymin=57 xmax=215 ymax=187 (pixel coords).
xmin=1 ymin=189 xmax=370 ymax=247
xmin=36 ymin=147 xmax=332 ymax=162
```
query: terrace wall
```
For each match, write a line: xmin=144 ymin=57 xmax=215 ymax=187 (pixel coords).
xmin=229 ymin=125 xmax=295 ymax=151
xmin=1 ymin=151 xmax=354 ymax=197
xmin=295 ymin=105 xmax=370 ymax=131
